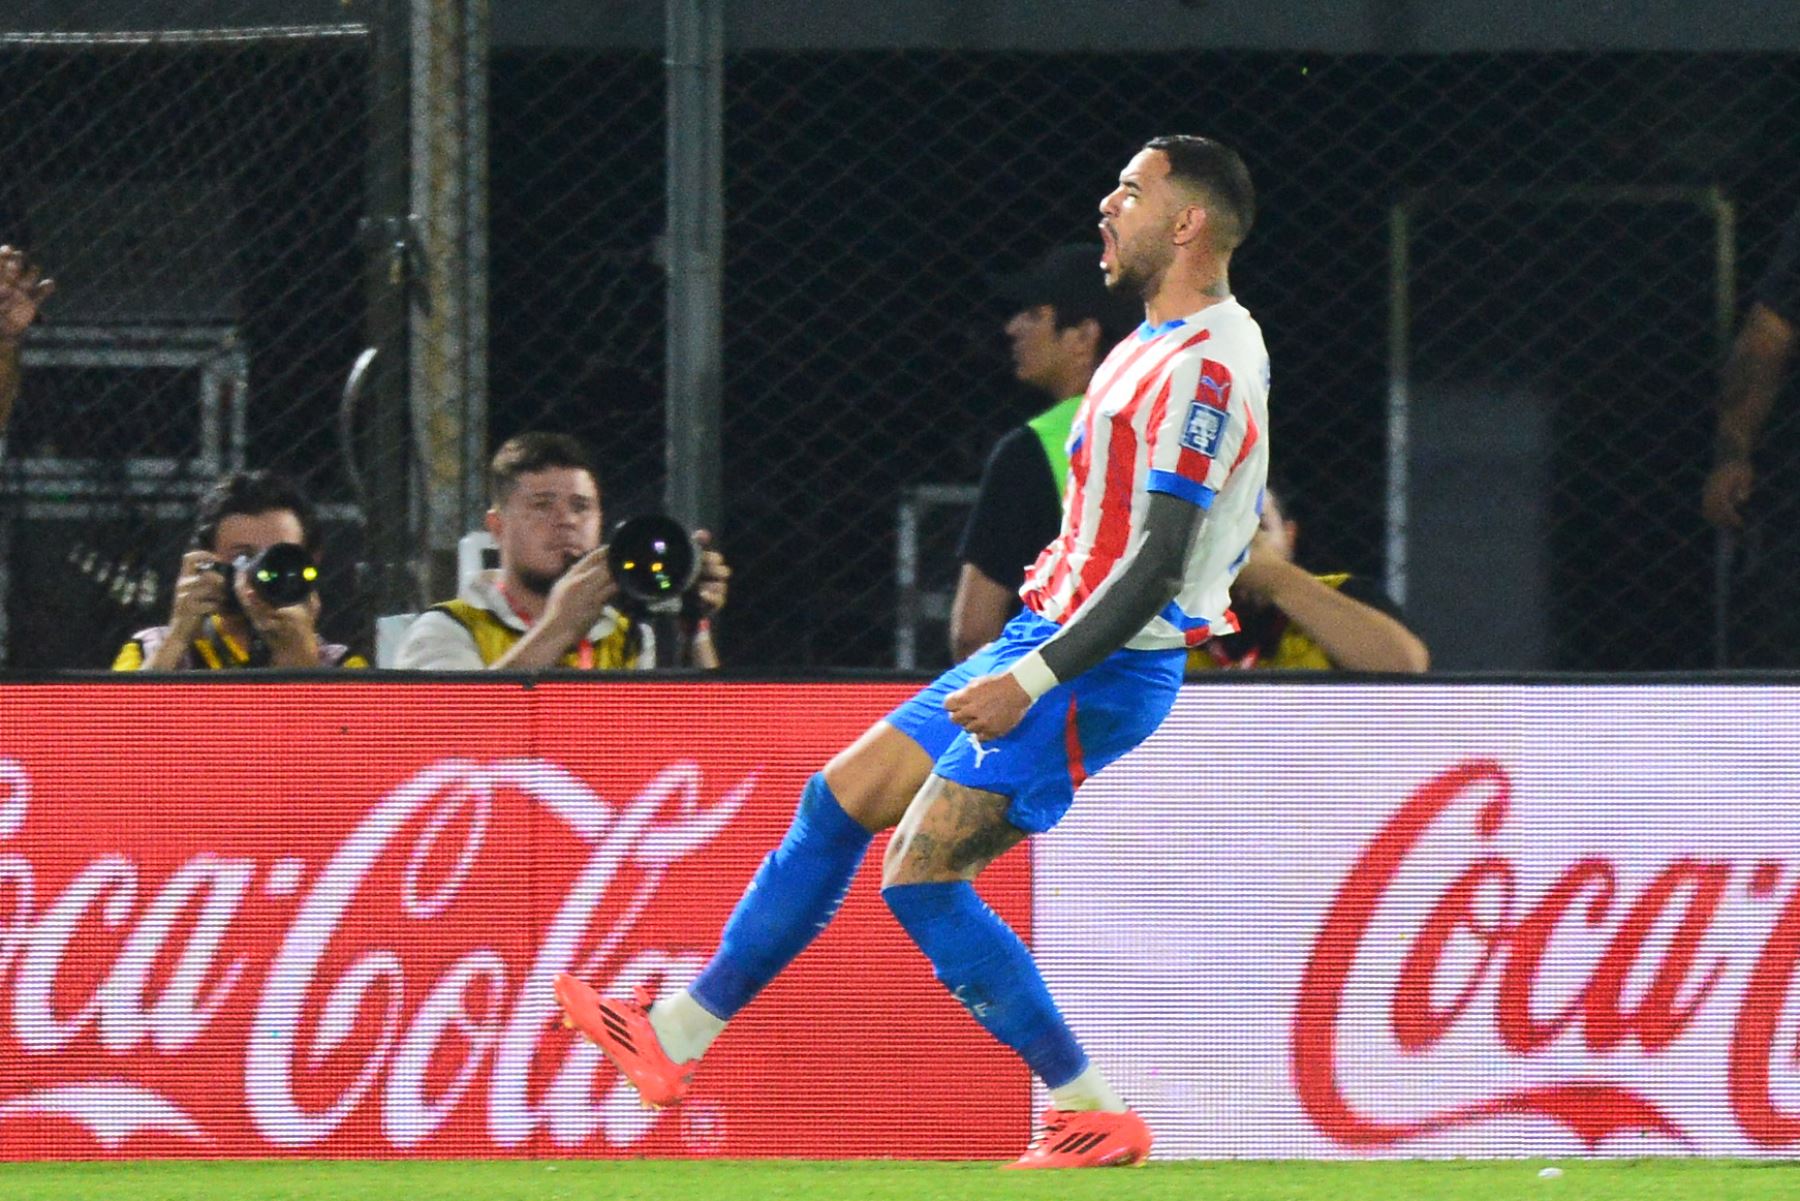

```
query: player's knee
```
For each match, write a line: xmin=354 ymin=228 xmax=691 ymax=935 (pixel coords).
xmin=822 ymin=726 xmax=931 ymax=832
xmin=828 ymin=771 xmax=901 ymax=833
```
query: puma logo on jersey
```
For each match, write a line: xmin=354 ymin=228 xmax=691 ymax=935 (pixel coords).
xmin=1197 ymin=370 xmax=1231 ymax=406
xmin=968 ymin=735 xmax=1000 ymax=768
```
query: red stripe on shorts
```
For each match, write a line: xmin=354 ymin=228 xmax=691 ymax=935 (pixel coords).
xmin=1063 ymin=693 xmax=1088 ymax=790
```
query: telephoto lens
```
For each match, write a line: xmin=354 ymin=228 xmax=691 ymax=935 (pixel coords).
xmin=606 ymin=515 xmax=698 ymax=608
xmin=237 ymin=542 xmax=319 ymax=608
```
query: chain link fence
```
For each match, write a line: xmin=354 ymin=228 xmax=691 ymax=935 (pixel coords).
xmin=0 ymin=2 xmax=381 ymax=669
xmin=489 ymin=48 xmax=1800 ymax=672
xmin=3 ymin=8 xmax=1798 ymax=673
xmin=488 ymin=49 xmax=667 ymax=525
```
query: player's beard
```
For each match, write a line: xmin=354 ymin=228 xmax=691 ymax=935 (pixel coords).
xmin=1108 ymin=228 xmax=1174 ymax=302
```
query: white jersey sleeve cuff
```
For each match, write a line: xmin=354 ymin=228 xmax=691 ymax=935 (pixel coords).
xmin=1005 ymin=650 xmax=1060 ymax=702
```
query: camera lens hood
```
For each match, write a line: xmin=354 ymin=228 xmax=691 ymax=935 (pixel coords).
xmin=606 ymin=514 xmax=699 ymax=607
xmin=241 ymin=542 xmax=319 ymax=609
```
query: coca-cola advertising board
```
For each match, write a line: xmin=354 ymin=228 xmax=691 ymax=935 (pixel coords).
xmin=1037 ymin=684 xmax=1800 ymax=1157
xmin=0 ymin=681 xmax=1032 ymax=1159
xmin=10 ymin=678 xmax=1798 ymax=1162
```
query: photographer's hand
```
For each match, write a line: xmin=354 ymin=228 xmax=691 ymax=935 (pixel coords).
xmin=684 ymin=530 xmax=729 ymax=669
xmin=492 ymin=548 xmax=618 ymax=670
xmin=692 ymin=530 xmax=730 ymax=615
xmin=238 ymin=573 xmax=322 ymax=668
xmin=542 ymin=547 xmax=618 ymax=633
xmin=144 ymin=551 xmax=227 ymax=670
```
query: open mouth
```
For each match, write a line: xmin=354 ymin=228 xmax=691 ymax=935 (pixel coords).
xmin=1098 ymin=224 xmax=1117 ymax=272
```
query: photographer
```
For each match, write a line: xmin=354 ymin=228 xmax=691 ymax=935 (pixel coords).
xmin=394 ymin=432 xmax=729 ymax=671
xmin=1187 ymin=484 xmax=1429 ymax=674
xmin=113 ymin=470 xmax=366 ymax=670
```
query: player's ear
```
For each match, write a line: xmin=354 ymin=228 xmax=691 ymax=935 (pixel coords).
xmin=1171 ymin=202 xmax=1208 ymax=248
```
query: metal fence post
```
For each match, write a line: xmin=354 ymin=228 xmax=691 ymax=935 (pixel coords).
xmin=361 ymin=0 xmax=418 ymax=617
xmin=1385 ymin=199 xmax=1412 ymax=610
xmin=411 ymin=0 xmax=490 ymax=601
xmin=664 ymin=0 xmax=724 ymax=533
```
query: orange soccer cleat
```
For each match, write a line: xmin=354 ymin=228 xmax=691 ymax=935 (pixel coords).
xmin=553 ymin=974 xmax=693 ymax=1109
xmin=1003 ymin=1107 xmax=1154 ymax=1169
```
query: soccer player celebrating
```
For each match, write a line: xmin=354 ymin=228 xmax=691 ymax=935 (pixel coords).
xmin=557 ymin=135 xmax=1270 ymax=1169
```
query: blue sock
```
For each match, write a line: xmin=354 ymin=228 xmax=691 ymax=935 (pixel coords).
xmin=687 ymin=773 xmax=872 ymax=1020
xmin=883 ymin=880 xmax=1088 ymax=1088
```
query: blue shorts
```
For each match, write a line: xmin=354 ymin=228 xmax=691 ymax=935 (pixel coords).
xmin=885 ymin=609 xmax=1184 ymax=834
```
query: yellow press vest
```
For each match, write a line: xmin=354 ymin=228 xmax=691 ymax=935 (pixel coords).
xmin=429 ymin=599 xmax=644 ymax=669
xmin=1185 ymin=572 xmax=1352 ymax=672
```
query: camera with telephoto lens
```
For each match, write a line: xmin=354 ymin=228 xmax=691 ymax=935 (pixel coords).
xmin=210 ymin=542 xmax=320 ymax=610
xmin=605 ymin=514 xmax=698 ymax=611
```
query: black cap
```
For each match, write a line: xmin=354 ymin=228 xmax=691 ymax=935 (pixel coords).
xmin=992 ymin=243 xmax=1143 ymax=345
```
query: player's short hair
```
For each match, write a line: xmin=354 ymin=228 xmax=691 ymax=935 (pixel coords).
xmin=191 ymin=469 xmax=319 ymax=554
xmin=489 ymin=432 xmax=602 ymax=506
xmin=1143 ymin=134 xmax=1255 ymax=251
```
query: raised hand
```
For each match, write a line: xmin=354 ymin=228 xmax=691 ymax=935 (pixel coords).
xmin=0 ymin=246 xmax=53 ymax=342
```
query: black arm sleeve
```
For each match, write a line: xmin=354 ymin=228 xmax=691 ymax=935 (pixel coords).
xmin=957 ymin=427 xmax=1063 ymax=587
xmin=1036 ymin=490 xmax=1205 ymax=685
xmin=1755 ymin=201 xmax=1800 ymax=328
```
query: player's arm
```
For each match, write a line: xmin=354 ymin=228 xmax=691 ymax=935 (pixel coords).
xmin=1027 ymin=492 xmax=1202 ymax=683
xmin=945 ymin=494 xmax=1201 ymax=740
xmin=948 ymin=353 xmax=1252 ymax=738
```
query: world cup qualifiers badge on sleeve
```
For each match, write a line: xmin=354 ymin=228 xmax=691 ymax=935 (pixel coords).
xmin=1181 ymin=402 xmax=1226 ymax=459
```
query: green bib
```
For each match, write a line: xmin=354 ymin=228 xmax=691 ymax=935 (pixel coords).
xmin=1027 ymin=394 xmax=1082 ymax=502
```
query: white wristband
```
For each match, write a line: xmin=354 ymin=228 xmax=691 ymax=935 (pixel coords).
xmin=1005 ymin=650 xmax=1060 ymax=702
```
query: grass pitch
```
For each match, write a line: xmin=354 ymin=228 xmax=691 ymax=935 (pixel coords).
xmin=3 ymin=1158 xmax=1796 ymax=1201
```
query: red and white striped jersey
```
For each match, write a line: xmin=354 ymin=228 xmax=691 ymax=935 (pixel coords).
xmin=1019 ymin=296 xmax=1270 ymax=651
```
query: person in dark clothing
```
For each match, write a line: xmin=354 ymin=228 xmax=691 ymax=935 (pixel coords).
xmin=950 ymin=243 xmax=1142 ymax=661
